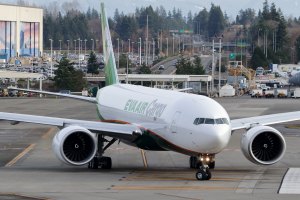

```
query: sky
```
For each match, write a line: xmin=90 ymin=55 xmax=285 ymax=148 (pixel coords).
xmin=1 ymin=0 xmax=300 ymax=19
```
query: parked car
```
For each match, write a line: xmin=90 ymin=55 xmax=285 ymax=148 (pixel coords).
xmin=158 ymin=65 xmax=165 ymax=70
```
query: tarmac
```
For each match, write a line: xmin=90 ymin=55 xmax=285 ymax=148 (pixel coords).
xmin=0 ymin=97 xmax=300 ymax=200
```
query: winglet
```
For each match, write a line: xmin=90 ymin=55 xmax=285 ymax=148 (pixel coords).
xmin=100 ymin=3 xmax=119 ymax=85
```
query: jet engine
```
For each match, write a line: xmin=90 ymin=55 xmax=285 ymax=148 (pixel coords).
xmin=52 ymin=125 xmax=97 ymax=166
xmin=241 ymin=125 xmax=286 ymax=165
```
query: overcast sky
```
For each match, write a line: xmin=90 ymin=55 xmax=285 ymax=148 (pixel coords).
xmin=1 ymin=0 xmax=300 ymax=19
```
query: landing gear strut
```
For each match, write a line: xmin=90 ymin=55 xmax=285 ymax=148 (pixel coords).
xmin=190 ymin=154 xmax=215 ymax=180
xmin=88 ymin=135 xmax=116 ymax=169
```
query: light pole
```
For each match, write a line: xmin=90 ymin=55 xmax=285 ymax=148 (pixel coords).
xmin=117 ymin=38 xmax=120 ymax=68
xmin=78 ymin=38 xmax=81 ymax=68
xmin=218 ymin=37 xmax=222 ymax=93
xmin=166 ymin=37 xmax=169 ymax=57
xmin=59 ymin=40 xmax=62 ymax=55
xmin=91 ymin=39 xmax=94 ymax=52
xmin=96 ymin=39 xmax=99 ymax=52
xmin=74 ymin=40 xmax=76 ymax=54
xmin=172 ymin=34 xmax=175 ymax=55
xmin=128 ymin=39 xmax=131 ymax=55
xmin=67 ymin=40 xmax=70 ymax=57
xmin=84 ymin=39 xmax=87 ymax=55
xmin=152 ymin=38 xmax=155 ymax=61
xmin=212 ymin=38 xmax=215 ymax=92
xmin=132 ymin=42 xmax=134 ymax=55
xmin=49 ymin=39 xmax=53 ymax=77
xmin=139 ymin=37 xmax=141 ymax=65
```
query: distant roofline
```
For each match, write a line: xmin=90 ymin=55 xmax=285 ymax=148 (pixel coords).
xmin=0 ymin=3 xmax=43 ymax=10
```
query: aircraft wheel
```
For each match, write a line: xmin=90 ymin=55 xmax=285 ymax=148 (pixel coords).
xmin=88 ymin=157 xmax=99 ymax=169
xmin=195 ymin=167 xmax=211 ymax=181
xmin=100 ymin=157 xmax=112 ymax=169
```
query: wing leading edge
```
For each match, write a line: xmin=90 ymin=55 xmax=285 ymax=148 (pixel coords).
xmin=8 ymin=87 xmax=97 ymax=103
xmin=231 ymin=111 xmax=300 ymax=130
xmin=0 ymin=112 xmax=141 ymax=141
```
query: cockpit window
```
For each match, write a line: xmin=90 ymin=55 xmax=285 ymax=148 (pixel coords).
xmin=193 ymin=118 xmax=205 ymax=125
xmin=204 ymin=118 xmax=215 ymax=124
xmin=193 ymin=117 xmax=229 ymax=125
xmin=215 ymin=118 xmax=223 ymax=124
xmin=222 ymin=118 xmax=229 ymax=125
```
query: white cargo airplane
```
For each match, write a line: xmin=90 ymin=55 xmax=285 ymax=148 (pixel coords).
xmin=1 ymin=3 xmax=300 ymax=180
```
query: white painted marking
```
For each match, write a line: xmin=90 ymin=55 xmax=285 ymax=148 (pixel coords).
xmin=279 ymin=168 xmax=300 ymax=194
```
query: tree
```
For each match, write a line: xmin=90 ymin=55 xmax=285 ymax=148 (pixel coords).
xmin=54 ymin=57 xmax=86 ymax=91
xmin=87 ymin=51 xmax=99 ymax=74
xmin=207 ymin=4 xmax=225 ymax=37
xmin=175 ymin=55 xmax=205 ymax=75
xmin=250 ymin=47 xmax=269 ymax=69
xmin=193 ymin=56 xmax=206 ymax=75
xmin=138 ymin=63 xmax=151 ymax=74
xmin=296 ymin=36 xmax=300 ymax=63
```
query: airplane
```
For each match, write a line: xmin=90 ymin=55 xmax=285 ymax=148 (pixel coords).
xmin=1 ymin=3 xmax=300 ymax=181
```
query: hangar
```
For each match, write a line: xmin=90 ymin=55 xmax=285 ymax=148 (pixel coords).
xmin=0 ymin=4 xmax=43 ymax=61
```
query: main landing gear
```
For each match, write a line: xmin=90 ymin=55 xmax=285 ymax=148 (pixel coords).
xmin=88 ymin=135 xmax=117 ymax=169
xmin=190 ymin=155 xmax=215 ymax=181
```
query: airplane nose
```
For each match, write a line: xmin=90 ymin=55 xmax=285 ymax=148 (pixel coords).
xmin=198 ymin=125 xmax=231 ymax=153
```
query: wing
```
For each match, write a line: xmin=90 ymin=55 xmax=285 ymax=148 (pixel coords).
xmin=8 ymin=87 xmax=97 ymax=103
xmin=231 ymin=111 xmax=300 ymax=130
xmin=0 ymin=112 xmax=141 ymax=140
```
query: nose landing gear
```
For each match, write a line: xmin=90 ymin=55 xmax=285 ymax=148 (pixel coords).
xmin=190 ymin=154 xmax=215 ymax=180
xmin=196 ymin=166 xmax=211 ymax=180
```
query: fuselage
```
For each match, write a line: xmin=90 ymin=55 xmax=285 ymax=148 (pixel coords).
xmin=96 ymin=84 xmax=231 ymax=156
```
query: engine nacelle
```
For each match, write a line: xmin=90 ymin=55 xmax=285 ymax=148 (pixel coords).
xmin=52 ymin=125 xmax=97 ymax=166
xmin=241 ymin=125 xmax=286 ymax=165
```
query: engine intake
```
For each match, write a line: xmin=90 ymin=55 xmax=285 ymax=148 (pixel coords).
xmin=241 ymin=125 xmax=286 ymax=165
xmin=52 ymin=126 xmax=97 ymax=166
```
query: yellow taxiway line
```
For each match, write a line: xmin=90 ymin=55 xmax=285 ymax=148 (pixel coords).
xmin=5 ymin=143 xmax=36 ymax=167
xmin=42 ymin=127 xmax=56 ymax=139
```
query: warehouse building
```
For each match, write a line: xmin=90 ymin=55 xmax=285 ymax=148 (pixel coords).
xmin=0 ymin=4 xmax=43 ymax=61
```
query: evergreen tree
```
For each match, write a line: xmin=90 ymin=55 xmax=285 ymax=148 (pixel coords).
xmin=250 ymin=47 xmax=269 ymax=69
xmin=87 ymin=51 xmax=99 ymax=74
xmin=207 ymin=4 xmax=225 ymax=37
xmin=193 ymin=56 xmax=205 ymax=75
xmin=295 ymin=36 xmax=300 ymax=63
xmin=54 ymin=57 xmax=86 ymax=91
xmin=138 ymin=63 xmax=151 ymax=74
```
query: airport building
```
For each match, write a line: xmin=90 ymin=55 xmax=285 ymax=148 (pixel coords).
xmin=0 ymin=4 xmax=43 ymax=61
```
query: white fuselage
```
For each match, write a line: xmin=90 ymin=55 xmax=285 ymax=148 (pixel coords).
xmin=96 ymin=84 xmax=231 ymax=156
